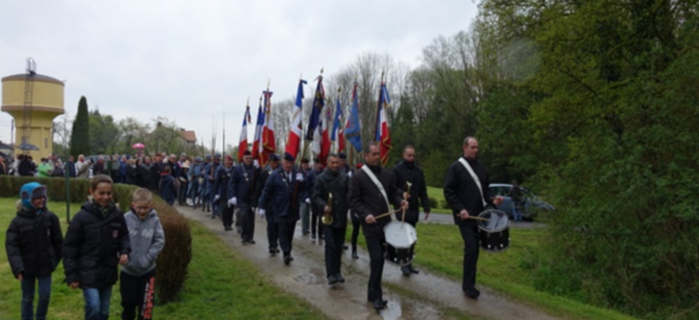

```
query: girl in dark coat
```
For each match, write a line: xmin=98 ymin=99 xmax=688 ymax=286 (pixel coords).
xmin=5 ymin=182 xmax=63 ymax=320
xmin=159 ymin=166 xmax=178 ymax=206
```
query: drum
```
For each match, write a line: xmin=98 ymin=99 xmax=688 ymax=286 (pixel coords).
xmin=383 ymin=221 xmax=417 ymax=266
xmin=477 ymin=209 xmax=510 ymax=252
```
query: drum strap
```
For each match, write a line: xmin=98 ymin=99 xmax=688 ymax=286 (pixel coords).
xmin=361 ymin=165 xmax=391 ymax=212
xmin=458 ymin=158 xmax=487 ymax=207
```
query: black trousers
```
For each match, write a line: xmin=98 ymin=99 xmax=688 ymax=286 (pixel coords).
xmin=120 ymin=269 xmax=156 ymax=320
xmin=240 ymin=205 xmax=255 ymax=241
xmin=365 ymin=235 xmax=386 ymax=302
xmin=265 ymin=211 xmax=279 ymax=250
xmin=177 ymin=181 xmax=188 ymax=204
xmin=222 ymin=204 xmax=235 ymax=228
xmin=458 ymin=224 xmax=480 ymax=291
xmin=323 ymin=225 xmax=347 ymax=277
xmin=311 ymin=206 xmax=323 ymax=237
xmin=351 ymin=214 xmax=361 ymax=251
xmin=277 ymin=221 xmax=296 ymax=255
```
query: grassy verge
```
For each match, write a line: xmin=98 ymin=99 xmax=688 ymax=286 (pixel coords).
xmin=0 ymin=198 xmax=328 ymax=320
xmin=427 ymin=186 xmax=451 ymax=214
xmin=346 ymin=223 xmax=638 ymax=320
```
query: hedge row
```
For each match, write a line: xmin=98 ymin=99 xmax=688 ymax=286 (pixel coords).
xmin=0 ymin=175 xmax=192 ymax=303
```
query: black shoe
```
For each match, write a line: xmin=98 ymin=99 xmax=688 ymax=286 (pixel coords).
xmin=336 ymin=273 xmax=345 ymax=283
xmin=248 ymin=239 xmax=256 ymax=244
xmin=373 ymin=299 xmax=387 ymax=310
xmin=343 ymin=245 xmax=348 ymax=250
xmin=464 ymin=287 xmax=481 ymax=300
xmin=352 ymin=250 xmax=358 ymax=259
xmin=408 ymin=264 xmax=420 ymax=274
xmin=328 ymin=274 xmax=339 ymax=285
xmin=284 ymin=255 xmax=292 ymax=265
xmin=275 ymin=248 xmax=280 ymax=253
xmin=225 ymin=226 xmax=232 ymax=231
xmin=269 ymin=248 xmax=276 ymax=255
xmin=401 ymin=265 xmax=411 ymax=277
xmin=303 ymin=231 xmax=310 ymax=236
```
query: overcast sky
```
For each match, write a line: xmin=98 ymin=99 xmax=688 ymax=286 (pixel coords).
xmin=0 ymin=0 xmax=478 ymax=149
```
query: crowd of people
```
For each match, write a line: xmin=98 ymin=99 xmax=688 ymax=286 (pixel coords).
xmin=5 ymin=135 xmax=504 ymax=317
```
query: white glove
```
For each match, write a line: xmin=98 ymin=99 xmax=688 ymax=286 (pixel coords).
xmin=214 ymin=194 xmax=220 ymax=201
xmin=295 ymin=173 xmax=303 ymax=181
xmin=305 ymin=198 xmax=311 ymax=204
xmin=228 ymin=197 xmax=237 ymax=207
xmin=253 ymin=160 xmax=260 ymax=168
xmin=348 ymin=171 xmax=352 ymax=178
xmin=258 ymin=208 xmax=266 ymax=218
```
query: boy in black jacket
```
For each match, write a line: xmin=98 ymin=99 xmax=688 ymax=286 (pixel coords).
xmin=63 ymin=174 xmax=131 ymax=320
xmin=5 ymin=182 xmax=64 ymax=320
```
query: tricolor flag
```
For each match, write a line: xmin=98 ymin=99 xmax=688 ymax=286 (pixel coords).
xmin=345 ymin=81 xmax=362 ymax=152
xmin=375 ymin=80 xmax=392 ymax=167
xmin=252 ymin=100 xmax=263 ymax=161
xmin=237 ymin=105 xmax=252 ymax=161
xmin=331 ymin=94 xmax=345 ymax=153
xmin=306 ymin=75 xmax=325 ymax=141
xmin=311 ymin=102 xmax=332 ymax=166
xmin=285 ymin=79 xmax=306 ymax=159
xmin=260 ymin=90 xmax=276 ymax=167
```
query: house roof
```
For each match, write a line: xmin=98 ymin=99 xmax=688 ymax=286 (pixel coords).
xmin=179 ymin=130 xmax=197 ymax=143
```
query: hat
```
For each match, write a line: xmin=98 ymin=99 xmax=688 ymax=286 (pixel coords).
xmin=283 ymin=152 xmax=295 ymax=162
xmin=182 ymin=161 xmax=191 ymax=168
xmin=20 ymin=182 xmax=48 ymax=210
xmin=269 ymin=154 xmax=280 ymax=162
xmin=215 ymin=153 xmax=222 ymax=158
xmin=338 ymin=152 xmax=347 ymax=159
xmin=243 ymin=150 xmax=251 ymax=156
xmin=194 ymin=156 xmax=202 ymax=162
xmin=205 ymin=155 xmax=212 ymax=160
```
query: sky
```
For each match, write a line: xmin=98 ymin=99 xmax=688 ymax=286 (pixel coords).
xmin=0 ymin=0 xmax=479 ymax=149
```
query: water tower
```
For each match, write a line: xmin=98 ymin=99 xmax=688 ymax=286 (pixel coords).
xmin=1 ymin=58 xmax=65 ymax=159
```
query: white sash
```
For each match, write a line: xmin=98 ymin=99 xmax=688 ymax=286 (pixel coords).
xmin=361 ymin=165 xmax=391 ymax=211
xmin=458 ymin=158 xmax=487 ymax=207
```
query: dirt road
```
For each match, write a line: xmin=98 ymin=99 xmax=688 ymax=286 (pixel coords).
xmin=177 ymin=205 xmax=562 ymax=320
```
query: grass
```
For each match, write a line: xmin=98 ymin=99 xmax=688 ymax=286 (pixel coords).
xmin=346 ymin=223 xmax=639 ymax=320
xmin=427 ymin=186 xmax=451 ymax=214
xmin=0 ymin=198 xmax=329 ymax=320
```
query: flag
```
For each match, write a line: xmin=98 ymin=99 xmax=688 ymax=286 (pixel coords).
xmin=285 ymin=79 xmax=306 ymax=159
xmin=305 ymin=76 xmax=325 ymax=141
xmin=252 ymin=101 xmax=263 ymax=160
xmin=260 ymin=90 xmax=276 ymax=167
xmin=311 ymin=102 xmax=332 ymax=166
xmin=345 ymin=81 xmax=362 ymax=152
xmin=331 ymin=95 xmax=345 ymax=153
xmin=237 ymin=105 xmax=251 ymax=161
xmin=375 ymin=80 xmax=392 ymax=166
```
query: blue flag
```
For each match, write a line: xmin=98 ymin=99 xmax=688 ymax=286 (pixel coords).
xmin=345 ymin=82 xmax=362 ymax=152
xmin=305 ymin=76 xmax=325 ymax=141
xmin=331 ymin=97 xmax=342 ymax=141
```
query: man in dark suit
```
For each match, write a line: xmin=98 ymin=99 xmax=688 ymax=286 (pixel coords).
xmin=349 ymin=142 xmax=408 ymax=311
xmin=444 ymin=136 xmax=503 ymax=300
xmin=391 ymin=145 xmax=431 ymax=276
xmin=259 ymin=152 xmax=307 ymax=264
xmin=255 ymin=154 xmax=280 ymax=254
xmin=228 ymin=150 xmax=260 ymax=243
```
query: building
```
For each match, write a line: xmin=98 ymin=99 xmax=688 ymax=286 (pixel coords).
xmin=1 ymin=64 xmax=64 ymax=160
xmin=178 ymin=129 xmax=197 ymax=147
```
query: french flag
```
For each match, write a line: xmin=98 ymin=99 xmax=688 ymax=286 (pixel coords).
xmin=252 ymin=101 xmax=263 ymax=161
xmin=260 ymin=89 xmax=276 ymax=167
xmin=237 ymin=105 xmax=251 ymax=161
xmin=284 ymin=79 xmax=306 ymax=160
xmin=375 ymin=81 xmax=392 ymax=167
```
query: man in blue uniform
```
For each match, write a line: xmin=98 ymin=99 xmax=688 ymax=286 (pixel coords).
xmin=228 ymin=150 xmax=260 ymax=244
xmin=255 ymin=154 xmax=280 ymax=254
xmin=188 ymin=157 xmax=203 ymax=208
xmin=204 ymin=154 xmax=221 ymax=217
xmin=214 ymin=155 xmax=235 ymax=230
xmin=259 ymin=152 xmax=308 ymax=265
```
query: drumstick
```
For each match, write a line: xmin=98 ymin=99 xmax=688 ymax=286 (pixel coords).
xmin=465 ymin=215 xmax=490 ymax=222
xmin=373 ymin=208 xmax=402 ymax=220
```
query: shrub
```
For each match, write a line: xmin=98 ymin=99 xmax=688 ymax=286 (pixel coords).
xmin=428 ymin=197 xmax=438 ymax=209
xmin=0 ymin=175 xmax=192 ymax=303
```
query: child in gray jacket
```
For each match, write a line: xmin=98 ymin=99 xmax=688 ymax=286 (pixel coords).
xmin=120 ymin=188 xmax=165 ymax=320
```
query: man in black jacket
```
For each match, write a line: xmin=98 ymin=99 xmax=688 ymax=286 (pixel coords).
xmin=313 ymin=153 xmax=349 ymax=285
xmin=392 ymin=145 xmax=431 ymax=276
xmin=149 ymin=154 xmax=164 ymax=194
xmin=255 ymin=154 xmax=280 ymax=254
xmin=349 ymin=142 xmax=408 ymax=311
xmin=228 ymin=150 xmax=260 ymax=243
xmin=444 ymin=136 xmax=503 ymax=300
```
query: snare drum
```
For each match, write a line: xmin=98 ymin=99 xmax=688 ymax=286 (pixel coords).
xmin=477 ymin=209 xmax=510 ymax=252
xmin=383 ymin=221 xmax=417 ymax=266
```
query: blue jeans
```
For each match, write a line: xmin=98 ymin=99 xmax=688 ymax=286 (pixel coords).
xmin=21 ymin=275 xmax=52 ymax=320
xmin=83 ymin=286 xmax=112 ymax=320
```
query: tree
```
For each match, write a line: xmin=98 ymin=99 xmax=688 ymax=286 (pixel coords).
xmin=89 ymin=110 xmax=120 ymax=155
xmin=69 ymin=96 xmax=90 ymax=157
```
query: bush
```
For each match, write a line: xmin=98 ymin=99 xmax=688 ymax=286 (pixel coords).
xmin=0 ymin=175 xmax=191 ymax=303
xmin=427 ymin=197 xmax=438 ymax=210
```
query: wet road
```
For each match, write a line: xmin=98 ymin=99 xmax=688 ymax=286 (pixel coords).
xmin=176 ymin=204 xmax=561 ymax=320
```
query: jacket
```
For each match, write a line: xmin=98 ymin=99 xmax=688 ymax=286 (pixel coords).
xmin=63 ymin=201 xmax=131 ymax=288
xmin=5 ymin=202 xmax=63 ymax=278
xmin=443 ymin=157 xmax=495 ymax=226
xmin=121 ymin=210 xmax=165 ymax=276
xmin=254 ymin=166 xmax=276 ymax=212
xmin=125 ymin=164 xmax=140 ymax=185
xmin=348 ymin=164 xmax=403 ymax=238
xmin=259 ymin=168 xmax=308 ymax=223
xmin=312 ymin=169 xmax=350 ymax=228
xmin=149 ymin=162 xmax=163 ymax=191
xmin=204 ymin=161 xmax=220 ymax=194
xmin=228 ymin=163 xmax=260 ymax=206
xmin=392 ymin=160 xmax=431 ymax=222
xmin=214 ymin=164 xmax=234 ymax=202
xmin=159 ymin=173 xmax=177 ymax=200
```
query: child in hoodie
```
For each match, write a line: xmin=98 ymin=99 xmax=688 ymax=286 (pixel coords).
xmin=63 ymin=174 xmax=131 ymax=320
xmin=159 ymin=166 xmax=177 ymax=206
xmin=120 ymin=188 xmax=165 ymax=320
xmin=5 ymin=182 xmax=64 ymax=320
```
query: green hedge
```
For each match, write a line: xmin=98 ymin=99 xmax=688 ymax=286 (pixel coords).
xmin=0 ymin=175 xmax=192 ymax=303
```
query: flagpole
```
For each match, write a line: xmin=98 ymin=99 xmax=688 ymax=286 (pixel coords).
xmin=222 ymin=111 xmax=226 ymax=157
xmin=299 ymin=73 xmax=308 ymax=164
